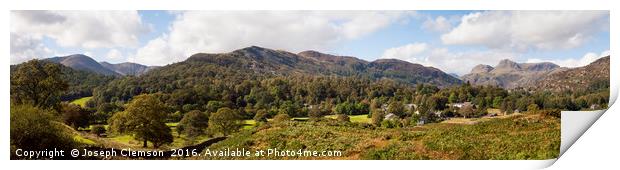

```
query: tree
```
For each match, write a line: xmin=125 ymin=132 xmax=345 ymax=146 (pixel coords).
xmin=334 ymin=101 xmax=368 ymax=116
xmin=422 ymin=112 xmax=439 ymax=124
xmin=91 ymin=125 xmax=106 ymax=137
xmin=527 ymin=104 xmax=540 ymax=113
xmin=458 ymin=104 xmax=475 ymax=118
xmin=205 ymin=101 xmax=225 ymax=113
xmin=448 ymin=92 xmax=457 ymax=104
xmin=108 ymin=94 xmax=172 ymax=148
xmin=492 ymin=96 xmax=503 ymax=108
xmin=177 ymin=110 xmax=209 ymax=139
xmin=208 ymin=107 xmax=242 ymax=136
xmin=369 ymin=98 xmax=382 ymax=118
xmin=427 ymin=95 xmax=448 ymax=111
xmin=278 ymin=101 xmax=299 ymax=117
xmin=11 ymin=104 xmax=76 ymax=157
xmin=387 ymin=100 xmax=405 ymax=118
xmin=61 ymin=103 xmax=90 ymax=129
xmin=371 ymin=108 xmax=384 ymax=126
xmin=334 ymin=101 xmax=352 ymax=115
xmin=10 ymin=60 xmax=68 ymax=109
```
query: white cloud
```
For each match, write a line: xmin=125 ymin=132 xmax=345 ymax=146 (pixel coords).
xmin=133 ymin=11 xmax=414 ymax=66
xmin=441 ymin=11 xmax=609 ymax=51
xmin=381 ymin=43 xmax=518 ymax=75
xmin=105 ymin=49 xmax=123 ymax=60
xmin=380 ymin=43 xmax=428 ymax=61
xmin=10 ymin=33 xmax=54 ymax=64
xmin=11 ymin=11 xmax=148 ymax=49
xmin=526 ymin=50 xmax=609 ymax=68
xmin=10 ymin=11 xmax=149 ymax=63
xmin=422 ymin=16 xmax=452 ymax=32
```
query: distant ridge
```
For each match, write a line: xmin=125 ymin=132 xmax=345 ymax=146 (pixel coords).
xmin=100 ymin=62 xmax=158 ymax=76
xmin=46 ymin=54 xmax=119 ymax=76
xmin=535 ymin=56 xmax=610 ymax=91
xmin=45 ymin=54 xmax=155 ymax=76
xmin=461 ymin=59 xmax=562 ymax=89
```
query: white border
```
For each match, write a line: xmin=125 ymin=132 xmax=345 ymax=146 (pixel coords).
xmin=1 ymin=0 xmax=617 ymax=170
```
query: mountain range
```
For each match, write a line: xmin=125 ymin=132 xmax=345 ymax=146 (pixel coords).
xmin=26 ymin=46 xmax=609 ymax=91
xmin=45 ymin=54 xmax=155 ymax=76
xmin=184 ymin=46 xmax=462 ymax=86
xmin=461 ymin=59 xmax=566 ymax=89
xmin=461 ymin=56 xmax=610 ymax=90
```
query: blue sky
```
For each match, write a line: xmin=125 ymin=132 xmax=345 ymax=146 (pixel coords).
xmin=10 ymin=10 xmax=610 ymax=75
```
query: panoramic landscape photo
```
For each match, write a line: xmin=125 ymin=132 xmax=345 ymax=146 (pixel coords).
xmin=10 ymin=10 xmax=610 ymax=160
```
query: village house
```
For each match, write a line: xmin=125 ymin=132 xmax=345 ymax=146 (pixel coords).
xmin=451 ymin=102 xmax=473 ymax=108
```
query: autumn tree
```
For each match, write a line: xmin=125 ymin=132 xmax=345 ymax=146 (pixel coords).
xmin=371 ymin=108 xmax=384 ymax=126
xmin=108 ymin=94 xmax=172 ymax=148
xmin=458 ymin=104 xmax=475 ymax=118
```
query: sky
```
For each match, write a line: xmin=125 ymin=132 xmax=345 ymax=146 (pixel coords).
xmin=10 ymin=10 xmax=610 ymax=75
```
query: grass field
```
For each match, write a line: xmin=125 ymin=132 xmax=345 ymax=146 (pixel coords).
xmin=74 ymin=121 xmax=212 ymax=149
xmin=325 ymin=114 xmax=371 ymax=123
xmin=105 ymin=121 xmax=212 ymax=148
xmin=202 ymin=113 xmax=559 ymax=160
xmin=243 ymin=120 xmax=256 ymax=129
xmin=70 ymin=96 xmax=92 ymax=107
xmin=73 ymin=134 xmax=97 ymax=145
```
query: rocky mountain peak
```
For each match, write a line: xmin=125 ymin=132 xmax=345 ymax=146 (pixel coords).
xmin=495 ymin=59 xmax=521 ymax=71
xmin=470 ymin=64 xmax=494 ymax=73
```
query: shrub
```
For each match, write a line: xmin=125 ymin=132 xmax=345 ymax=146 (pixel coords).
xmin=409 ymin=114 xmax=421 ymax=126
xmin=253 ymin=109 xmax=269 ymax=122
xmin=400 ymin=117 xmax=411 ymax=127
xmin=308 ymin=106 xmax=323 ymax=121
xmin=527 ymin=104 xmax=540 ymax=112
xmin=362 ymin=144 xmax=400 ymax=160
xmin=381 ymin=119 xmax=401 ymax=128
xmin=11 ymin=104 xmax=77 ymax=157
xmin=336 ymin=114 xmax=350 ymax=122
xmin=539 ymin=109 xmax=561 ymax=118
xmin=272 ymin=114 xmax=291 ymax=123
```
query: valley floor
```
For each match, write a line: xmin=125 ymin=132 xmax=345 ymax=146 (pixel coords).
xmin=66 ymin=96 xmax=558 ymax=160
